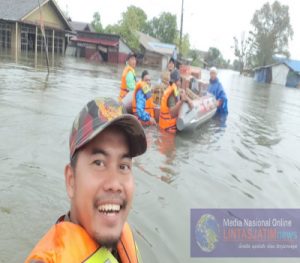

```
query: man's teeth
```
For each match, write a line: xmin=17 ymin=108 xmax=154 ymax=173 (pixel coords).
xmin=98 ymin=204 xmax=121 ymax=213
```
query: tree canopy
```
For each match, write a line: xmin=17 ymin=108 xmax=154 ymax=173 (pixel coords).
xmin=250 ymin=1 xmax=293 ymax=66
xmin=91 ymin=6 xmax=192 ymax=58
xmin=104 ymin=6 xmax=148 ymax=51
xmin=234 ymin=1 xmax=293 ymax=69
xmin=91 ymin=12 xmax=103 ymax=33
xmin=144 ymin=12 xmax=178 ymax=44
xmin=205 ymin=47 xmax=229 ymax=68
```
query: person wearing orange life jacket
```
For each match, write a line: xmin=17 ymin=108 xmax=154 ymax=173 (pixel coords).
xmin=132 ymin=70 xmax=156 ymax=126
xmin=25 ymin=98 xmax=146 ymax=263
xmin=159 ymin=69 xmax=193 ymax=133
xmin=119 ymin=53 xmax=137 ymax=101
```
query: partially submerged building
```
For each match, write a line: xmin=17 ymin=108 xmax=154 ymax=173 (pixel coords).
xmin=67 ymin=21 xmax=132 ymax=64
xmin=137 ymin=31 xmax=176 ymax=70
xmin=0 ymin=0 xmax=72 ymax=60
xmin=254 ymin=59 xmax=300 ymax=88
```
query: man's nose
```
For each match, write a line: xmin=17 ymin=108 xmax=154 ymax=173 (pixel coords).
xmin=102 ymin=167 xmax=122 ymax=193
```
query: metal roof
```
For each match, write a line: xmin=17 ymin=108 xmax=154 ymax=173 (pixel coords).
xmin=254 ymin=59 xmax=300 ymax=74
xmin=284 ymin=59 xmax=300 ymax=73
xmin=137 ymin=31 xmax=175 ymax=56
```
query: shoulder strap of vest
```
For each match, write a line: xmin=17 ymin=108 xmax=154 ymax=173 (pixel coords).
xmin=117 ymin=223 xmax=139 ymax=263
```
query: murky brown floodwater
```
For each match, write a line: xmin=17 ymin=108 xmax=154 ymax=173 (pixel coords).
xmin=0 ymin=56 xmax=300 ymax=262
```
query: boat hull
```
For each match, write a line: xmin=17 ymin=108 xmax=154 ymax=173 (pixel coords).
xmin=122 ymin=91 xmax=134 ymax=114
xmin=176 ymin=95 xmax=217 ymax=132
xmin=122 ymin=91 xmax=217 ymax=132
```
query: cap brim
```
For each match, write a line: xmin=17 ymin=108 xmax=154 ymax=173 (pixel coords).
xmin=78 ymin=114 xmax=147 ymax=158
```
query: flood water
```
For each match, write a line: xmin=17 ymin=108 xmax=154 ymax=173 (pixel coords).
xmin=1 ymin=57 xmax=300 ymax=263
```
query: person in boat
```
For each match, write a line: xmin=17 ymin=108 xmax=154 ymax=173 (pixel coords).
xmin=156 ymin=58 xmax=175 ymax=85
xmin=159 ymin=69 xmax=193 ymax=133
xmin=25 ymin=98 xmax=146 ymax=263
xmin=119 ymin=52 xmax=137 ymax=101
xmin=208 ymin=67 xmax=228 ymax=114
xmin=132 ymin=70 xmax=156 ymax=126
xmin=167 ymin=57 xmax=176 ymax=72
xmin=152 ymin=71 xmax=170 ymax=106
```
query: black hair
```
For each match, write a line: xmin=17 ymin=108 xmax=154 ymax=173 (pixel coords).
xmin=141 ymin=70 xmax=149 ymax=80
xmin=169 ymin=58 xmax=175 ymax=64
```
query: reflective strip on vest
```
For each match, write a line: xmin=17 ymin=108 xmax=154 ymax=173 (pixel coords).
xmin=83 ymin=247 xmax=118 ymax=263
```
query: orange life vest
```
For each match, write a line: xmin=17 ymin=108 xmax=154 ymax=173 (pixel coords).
xmin=132 ymin=81 xmax=155 ymax=126
xmin=119 ymin=65 xmax=136 ymax=101
xmin=159 ymin=83 xmax=178 ymax=133
xmin=25 ymin=221 xmax=141 ymax=263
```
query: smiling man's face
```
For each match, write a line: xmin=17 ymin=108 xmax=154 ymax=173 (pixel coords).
xmin=65 ymin=125 xmax=134 ymax=247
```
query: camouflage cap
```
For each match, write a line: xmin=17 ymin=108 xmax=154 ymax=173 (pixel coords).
xmin=69 ymin=97 xmax=147 ymax=159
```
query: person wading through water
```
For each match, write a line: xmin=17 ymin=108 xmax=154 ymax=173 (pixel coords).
xmin=119 ymin=53 xmax=137 ymax=101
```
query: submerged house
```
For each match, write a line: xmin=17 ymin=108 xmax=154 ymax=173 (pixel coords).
xmin=137 ymin=31 xmax=176 ymax=70
xmin=254 ymin=59 xmax=300 ymax=88
xmin=0 ymin=0 xmax=72 ymax=59
xmin=67 ymin=21 xmax=132 ymax=64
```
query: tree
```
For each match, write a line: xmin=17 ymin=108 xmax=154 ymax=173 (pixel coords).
xmin=233 ymin=32 xmax=252 ymax=73
xmin=174 ymin=33 xmax=190 ymax=58
xmin=205 ymin=47 xmax=229 ymax=68
xmin=91 ymin=12 xmax=103 ymax=33
xmin=145 ymin=12 xmax=177 ymax=43
xmin=189 ymin=49 xmax=204 ymax=67
xmin=105 ymin=24 xmax=120 ymax=34
xmin=249 ymin=1 xmax=293 ymax=67
xmin=205 ymin=47 xmax=221 ymax=67
xmin=104 ymin=6 xmax=147 ymax=51
xmin=233 ymin=59 xmax=242 ymax=72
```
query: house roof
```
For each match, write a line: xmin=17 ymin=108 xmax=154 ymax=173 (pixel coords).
xmin=0 ymin=0 xmax=46 ymax=21
xmin=69 ymin=21 xmax=95 ymax=32
xmin=284 ymin=59 xmax=300 ymax=73
xmin=71 ymin=36 xmax=119 ymax=47
xmin=0 ymin=0 xmax=72 ymax=31
xmin=254 ymin=59 xmax=300 ymax=74
xmin=137 ymin=31 xmax=175 ymax=56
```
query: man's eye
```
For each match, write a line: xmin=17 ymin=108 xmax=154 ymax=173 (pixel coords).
xmin=120 ymin=164 xmax=131 ymax=171
xmin=93 ymin=160 xmax=104 ymax=166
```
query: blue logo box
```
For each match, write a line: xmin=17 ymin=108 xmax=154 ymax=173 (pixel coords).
xmin=191 ymin=209 xmax=300 ymax=257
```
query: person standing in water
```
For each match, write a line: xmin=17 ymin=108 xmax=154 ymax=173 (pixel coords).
xmin=208 ymin=67 xmax=228 ymax=114
xmin=119 ymin=52 xmax=137 ymax=101
xmin=132 ymin=70 xmax=156 ymax=126
xmin=159 ymin=70 xmax=192 ymax=133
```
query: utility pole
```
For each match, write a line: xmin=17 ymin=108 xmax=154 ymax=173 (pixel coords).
xmin=38 ymin=0 xmax=50 ymax=73
xmin=179 ymin=0 xmax=184 ymax=59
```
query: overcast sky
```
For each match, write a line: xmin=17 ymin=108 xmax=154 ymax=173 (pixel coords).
xmin=57 ymin=0 xmax=300 ymax=61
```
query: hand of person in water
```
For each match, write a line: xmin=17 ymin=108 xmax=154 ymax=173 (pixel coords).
xmin=216 ymin=100 xmax=223 ymax=108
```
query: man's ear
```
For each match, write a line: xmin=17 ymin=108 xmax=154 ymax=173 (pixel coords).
xmin=65 ymin=164 xmax=75 ymax=200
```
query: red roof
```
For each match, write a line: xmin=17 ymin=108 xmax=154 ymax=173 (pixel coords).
xmin=71 ymin=36 xmax=119 ymax=47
